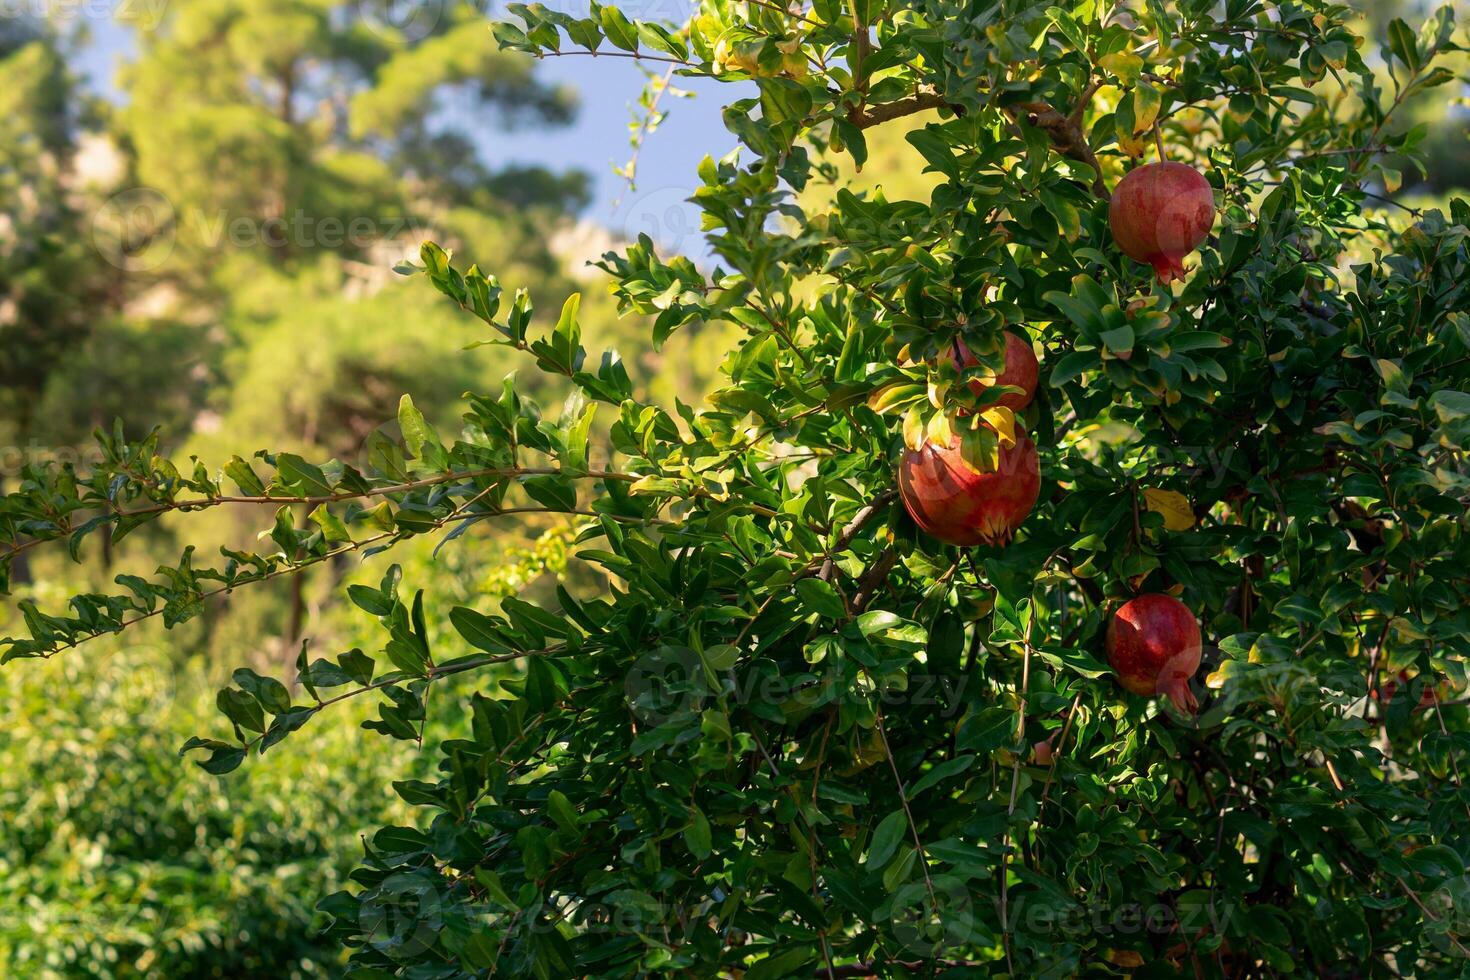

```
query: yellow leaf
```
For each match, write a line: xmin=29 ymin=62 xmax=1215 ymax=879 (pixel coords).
xmin=1116 ymin=121 xmax=1147 ymax=159
xmin=1098 ymin=50 xmax=1144 ymax=84
xmin=902 ymin=408 xmax=926 ymax=451
xmin=868 ymin=382 xmax=925 ymax=415
xmin=925 ymin=411 xmax=955 ymax=448
xmin=1106 ymin=949 xmax=1145 ymax=967
xmin=1143 ymin=487 xmax=1195 ymax=531
xmin=979 ymin=406 xmax=1018 ymax=447
xmin=1132 ymin=81 xmax=1161 ymax=134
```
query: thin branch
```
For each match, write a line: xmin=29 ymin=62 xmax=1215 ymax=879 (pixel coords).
xmin=534 ymin=50 xmax=691 ymax=67
xmin=1038 ymin=694 xmax=1082 ymax=810
xmin=0 ymin=466 xmax=639 ymax=564
xmin=612 ymin=64 xmax=679 ymax=209
xmin=9 ymin=502 xmax=657 ymax=660
xmin=848 ymin=87 xmax=956 ymax=129
xmin=229 ymin=645 xmax=563 ymax=763
xmin=874 ymin=707 xmax=938 ymax=912
xmin=1000 ymin=616 xmax=1037 ymax=972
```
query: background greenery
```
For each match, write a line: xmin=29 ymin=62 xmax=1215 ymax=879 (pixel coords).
xmin=0 ymin=0 xmax=1468 ymax=975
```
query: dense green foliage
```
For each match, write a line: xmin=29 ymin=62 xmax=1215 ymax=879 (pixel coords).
xmin=0 ymin=641 xmax=411 ymax=978
xmin=6 ymin=0 xmax=1470 ymax=976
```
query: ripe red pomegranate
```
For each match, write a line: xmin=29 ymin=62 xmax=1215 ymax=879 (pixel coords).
xmin=1108 ymin=162 xmax=1215 ymax=284
xmin=1106 ymin=593 xmax=1202 ymax=715
xmin=948 ymin=331 xmax=1039 ymax=411
xmin=898 ymin=433 xmax=1040 ymax=546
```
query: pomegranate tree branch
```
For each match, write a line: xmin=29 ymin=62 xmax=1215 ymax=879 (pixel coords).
xmin=820 ymin=962 xmax=985 ymax=978
xmin=1003 ymin=100 xmax=1106 ymax=194
xmin=0 ymin=466 xmax=641 ymax=565
xmin=9 ymin=502 xmax=659 ymax=660
xmin=848 ymin=87 xmax=956 ymax=128
xmin=874 ymin=706 xmax=938 ymax=911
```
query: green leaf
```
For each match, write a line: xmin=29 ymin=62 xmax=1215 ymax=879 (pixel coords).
xmin=1048 ymin=350 xmax=1094 ymax=387
xmin=547 ymin=790 xmax=580 ymax=833
xmin=905 ymin=128 xmax=961 ymax=180
xmin=232 ymin=668 xmax=291 ymax=714
xmin=703 ymin=643 xmax=740 ymax=670
xmin=276 ymin=454 xmax=333 ymax=497
xmin=450 ymin=606 xmax=514 ymax=653
xmin=745 ymin=948 xmax=815 ymax=980
xmin=599 ymin=6 xmax=638 ymax=51
xmin=180 ymin=738 xmax=246 ymax=775
xmin=956 ymin=706 xmax=1014 ymax=754
xmin=224 ymin=456 xmax=266 ymax=496
xmin=910 ymin=755 xmax=975 ymax=796
xmin=1387 ymin=18 xmax=1420 ymax=72
xmin=637 ymin=22 xmax=688 ymax=59
xmin=524 ymin=657 xmax=565 ymax=713
xmin=684 ymin=808 xmax=712 ymax=859
xmin=310 ymin=504 xmax=351 ymax=544
xmin=795 ymin=578 xmax=846 ymax=619
xmin=865 ymin=809 xmax=908 ymax=869
xmin=1429 ymin=390 xmax=1470 ymax=424
xmin=397 ymin=394 xmax=443 ymax=465
xmin=1099 ymin=325 xmax=1135 ymax=355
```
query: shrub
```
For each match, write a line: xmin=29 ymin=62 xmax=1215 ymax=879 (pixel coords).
xmin=5 ymin=0 xmax=1470 ymax=975
xmin=0 ymin=642 xmax=408 ymax=978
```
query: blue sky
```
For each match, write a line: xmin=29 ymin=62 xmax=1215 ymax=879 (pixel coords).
xmin=70 ymin=11 xmax=747 ymax=256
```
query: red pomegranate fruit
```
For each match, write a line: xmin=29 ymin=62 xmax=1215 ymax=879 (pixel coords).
xmin=898 ymin=433 xmax=1040 ymax=547
xmin=1106 ymin=593 xmax=1202 ymax=715
xmin=948 ymin=331 xmax=1040 ymax=411
xmin=1108 ymin=162 xmax=1216 ymax=284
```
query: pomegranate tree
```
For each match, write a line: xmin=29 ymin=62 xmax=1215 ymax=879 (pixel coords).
xmin=1 ymin=0 xmax=1466 ymax=973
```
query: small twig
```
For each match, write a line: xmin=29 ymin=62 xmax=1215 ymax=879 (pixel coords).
xmin=1038 ymin=694 xmax=1082 ymax=809
xmin=612 ymin=64 xmax=678 ymax=209
xmin=534 ymin=50 xmax=690 ymax=66
xmin=874 ymin=707 xmax=938 ymax=912
xmin=999 ymin=617 xmax=1036 ymax=972
xmin=1397 ymin=877 xmax=1470 ymax=959
xmin=1428 ymin=680 xmax=1470 ymax=821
